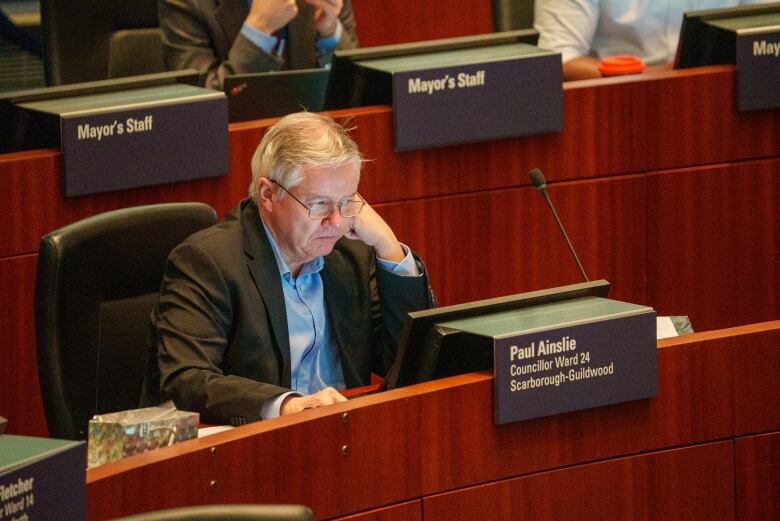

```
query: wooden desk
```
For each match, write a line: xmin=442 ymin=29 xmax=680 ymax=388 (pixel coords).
xmin=352 ymin=0 xmax=493 ymax=47
xmin=1 ymin=66 xmax=778 ymax=438
xmin=86 ymin=321 xmax=780 ymax=520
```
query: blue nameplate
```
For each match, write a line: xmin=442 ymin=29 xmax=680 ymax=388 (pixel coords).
xmin=0 ymin=436 xmax=86 ymax=521
xmin=18 ymin=84 xmax=228 ymax=196
xmin=358 ymin=43 xmax=562 ymax=151
xmin=736 ymin=28 xmax=780 ymax=111
xmin=493 ymin=309 xmax=657 ymax=424
xmin=439 ymin=297 xmax=657 ymax=425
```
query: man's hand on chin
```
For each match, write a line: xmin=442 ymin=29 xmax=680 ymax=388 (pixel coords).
xmin=344 ymin=201 xmax=405 ymax=263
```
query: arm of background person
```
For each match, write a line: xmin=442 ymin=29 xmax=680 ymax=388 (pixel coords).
xmin=534 ymin=0 xmax=601 ymax=81
xmin=313 ymin=0 xmax=358 ymax=67
xmin=562 ymin=56 xmax=601 ymax=80
xmin=159 ymin=0 xmax=289 ymax=90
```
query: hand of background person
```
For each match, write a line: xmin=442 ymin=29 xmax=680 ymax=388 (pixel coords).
xmin=562 ymin=56 xmax=602 ymax=81
xmin=305 ymin=0 xmax=343 ymax=38
xmin=344 ymin=200 xmax=405 ymax=263
xmin=246 ymin=0 xmax=299 ymax=35
xmin=280 ymin=387 xmax=347 ymax=415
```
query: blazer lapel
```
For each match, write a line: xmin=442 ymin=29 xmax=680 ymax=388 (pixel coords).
xmin=214 ymin=0 xmax=248 ymax=48
xmin=240 ymin=200 xmax=292 ymax=385
xmin=321 ymin=248 xmax=362 ymax=387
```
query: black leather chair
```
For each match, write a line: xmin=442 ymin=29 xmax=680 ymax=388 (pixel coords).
xmin=41 ymin=0 xmax=165 ymax=85
xmin=109 ymin=504 xmax=315 ymax=521
xmin=493 ymin=0 xmax=535 ymax=31
xmin=35 ymin=203 xmax=217 ymax=440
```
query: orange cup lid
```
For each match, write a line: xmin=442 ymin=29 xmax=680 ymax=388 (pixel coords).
xmin=598 ymin=55 xmax=646 ymax=76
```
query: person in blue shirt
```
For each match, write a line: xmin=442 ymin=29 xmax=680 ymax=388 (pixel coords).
xmin=158 ymin=0 xmax=358 ymax=89
xmin=142 ymin=112 xmax=434 ymax=425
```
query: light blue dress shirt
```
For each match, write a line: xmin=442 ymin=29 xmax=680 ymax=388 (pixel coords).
xmin=260 ymin=223 xmax=419 ymax=419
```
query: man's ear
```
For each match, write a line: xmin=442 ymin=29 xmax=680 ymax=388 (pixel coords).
xmin=256 ymin=178 xmax=274 ymax=209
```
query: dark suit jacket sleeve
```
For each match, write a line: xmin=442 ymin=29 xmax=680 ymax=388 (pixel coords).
xmin=372 ymin=255 xmax=435 ymax=375
xmin=321 ymin=239 xmax=434 ymax=385
xmin=159 ymin=0 xmax=284 ymax=90
xmin=153 ymin=240 xmax=288 ymax=424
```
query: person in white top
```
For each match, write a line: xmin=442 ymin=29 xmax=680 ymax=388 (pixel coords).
xmin=535 ymin=0 xmax=771 ymax=80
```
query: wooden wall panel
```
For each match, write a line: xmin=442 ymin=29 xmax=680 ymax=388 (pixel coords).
xmin=557 ymin=69 xmax=780 ymax=180
xmin=1 ymin=68 xmax=779 ymax=437
xmin=351 ymin=1 xmax=494 ymax=47
xmin=422 ymin=442 xmax=735 ymax=521
xmin=0 ymin=254 xmax=48 ymax=436
xmin=735 ymin=432 xmax=780 ymax=521
xmin=375 ymin=175 xmax=646 ymax=306
xmin=4 ymin=68 xmax=780 ymax=260
xmin=353 ymin=69 xmax=780 ymax=205
xmin=328 ymin=500 xmax=421 ymax=521
xmin=415 ymin=335 xmax=734 ymax=495
xmin=0 ymin=145 xmax=255 ymax=259
xmin=88 ymin=394 xmax=421 ymax=520
xmin=83 ymin=323 xmax=779 ymax=520
xmin=646 ymin=160 xmax=780 ymax=332
xmin=733 ymin=327 xmax=780 ymax=435
xmin=0 ymin=149 xmax=62 ymax=258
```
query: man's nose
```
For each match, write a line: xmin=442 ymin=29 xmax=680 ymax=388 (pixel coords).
xmin=321 ymin=206 xmax=344 ymax=226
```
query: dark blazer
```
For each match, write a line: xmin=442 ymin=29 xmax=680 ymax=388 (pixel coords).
xmin=158 ymin=0 xmax=359 ymax=89
xmin=143 ymin=198 xmax=434 ymax=425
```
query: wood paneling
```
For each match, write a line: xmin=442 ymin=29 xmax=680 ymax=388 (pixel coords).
xmin=422 ymin=442 xmax=735 ymax=521
xmin=733 ymin=327 xmax=780 ymax=434
xmin=0 ymin=146 xmax=252 ymax=259
xmin=736 ymin=432 xmax=780 ymax=521
xmin=353 ymin=68 xmax=780 ymax=204
xmin=6 ymin=68 xmax=780 ymax=259
xmin=87 ymin=393 xmax=421 ymax=520
xmin=329 ymin=500 xmax=421 ymax=521
xmin=0 ymin=254 xmax=48 ymax=436
xmin=351 ymin=1 xmax=493 ymax=47
xmin=84 ymin=323 xmax=779 ymax=520
xmin=1 ymin=67 xmax=778 ymax=438
xmin=646 ymin=160 xmax=780 ymax=332
xmin=375 ymin=175 xmax=646 ymax=306
xmin=415 ymin=331 xmax=734 ymax=495
xmin=0 ymin=149 xmax=61 ymax=258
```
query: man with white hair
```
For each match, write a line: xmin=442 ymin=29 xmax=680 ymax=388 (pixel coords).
xmin=142 ymin=112 xmax=434 ymax=425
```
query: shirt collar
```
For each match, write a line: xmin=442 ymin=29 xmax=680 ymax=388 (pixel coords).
xmin=261 ymin=221 xmax=324 ymax=280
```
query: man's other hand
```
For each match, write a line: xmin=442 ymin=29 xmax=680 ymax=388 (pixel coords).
xmin=306 ymin=0 xmax=343 ymax=38
xmin=344 ymin=201 xmax=405 ymax=263
xmin=246 ymin=0 xmax=299 ymax=35
xmin=280 ymin=386 xmax=347 ymax=415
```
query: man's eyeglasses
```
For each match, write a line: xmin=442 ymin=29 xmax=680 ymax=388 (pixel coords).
xmin=271 ymin=180 xmax=366 ymax=220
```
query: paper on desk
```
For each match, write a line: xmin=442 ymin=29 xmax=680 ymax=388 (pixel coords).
xmin=656 ymin=316 xmax=678 ymax=339
xmin=198 ymin=425 xmax=235 ymax=437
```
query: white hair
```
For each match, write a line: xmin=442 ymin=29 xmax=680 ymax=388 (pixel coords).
xmin=248 ymin=112 xmax=362 ymax=200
